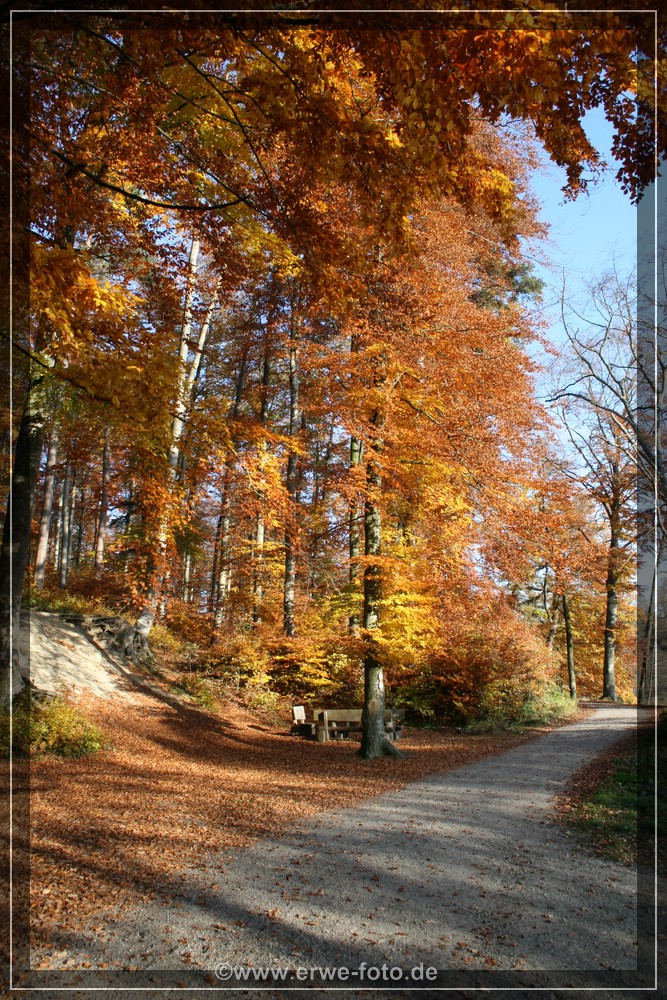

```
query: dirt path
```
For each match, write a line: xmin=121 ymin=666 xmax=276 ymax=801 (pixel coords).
xmin=26 ymin=703 xmax=657 ymax=994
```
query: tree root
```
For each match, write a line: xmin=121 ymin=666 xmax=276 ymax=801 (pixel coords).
xmin=358 ymin=736 xmax=408 ymax=761
xmin=64 ymin=614 xmax=155 ymax=668
xmin=115 ymin=624 xmax=155 ymax=667
xmin=382 ymin=736 xmax=407 ymax=759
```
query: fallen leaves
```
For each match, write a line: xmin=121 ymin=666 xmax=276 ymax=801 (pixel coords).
xmin=26 ymin=688 xmax=581 ymax=953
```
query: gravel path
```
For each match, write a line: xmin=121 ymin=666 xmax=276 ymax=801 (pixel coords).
xmin=30 ymin=703 xmax=658 ymax=994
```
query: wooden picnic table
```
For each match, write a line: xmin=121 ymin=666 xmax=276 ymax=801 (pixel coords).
xmin=291 ymin=706 xmax=404 ymax=743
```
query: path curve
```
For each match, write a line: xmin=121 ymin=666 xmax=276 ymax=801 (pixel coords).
xmin=34 ymin=704 xmax=656 ymax=992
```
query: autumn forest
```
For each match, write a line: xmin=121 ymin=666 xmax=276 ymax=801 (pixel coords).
xmin=2 ymin=9 xmax=663 ymax=758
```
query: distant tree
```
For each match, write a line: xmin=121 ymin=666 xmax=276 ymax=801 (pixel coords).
xmin=553 ymin=270 xmax=640 ymax=701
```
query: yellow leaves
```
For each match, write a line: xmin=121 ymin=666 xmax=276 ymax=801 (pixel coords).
xmin=244 ymin=223 xmax=302 ymax=280
xmin=385 ymin=128 xmax=403 ymax=149
xmin=31 ymin=243 xmax=141 ymax=364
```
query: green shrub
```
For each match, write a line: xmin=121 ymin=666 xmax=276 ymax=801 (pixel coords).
xmin=25 ymin=591 xmax=99 ymax=615
xmin=172 ymin=673 xmax=217 ymax=710
xmin=466 ymin=682 xmax=578 ymax=732
xmin=516 ymin=683 xmax=579 ymax=726
xmin=0 ymin=689 xmax=108 ymax=758
xmin=149 ymin=622 xmax=186 ymax=654
xmin=244 ymin=683 xmax=280 ymax=714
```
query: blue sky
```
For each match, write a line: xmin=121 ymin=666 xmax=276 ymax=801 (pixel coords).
xmin=523 ymin=106 xmax=638 ymax=394
xmin=531 ymin=106 xmax=637 ymax=286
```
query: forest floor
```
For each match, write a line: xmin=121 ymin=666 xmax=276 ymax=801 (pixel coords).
xmin=7 ymin=614 xmax=661 ymax=993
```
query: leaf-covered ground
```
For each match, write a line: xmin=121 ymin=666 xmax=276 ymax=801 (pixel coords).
xmin=21 ymin=690 xmax=591 ymax=955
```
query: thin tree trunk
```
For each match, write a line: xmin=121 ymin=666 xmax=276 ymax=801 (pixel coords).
xmin=283 ymin=335 xmax=300 ymax=638
xmin=34 ymin=426 xmax=59 ymax=590
xmin=603 ymin=510 xmax=620 ymax=700
xmin=252 ymin=512 xmax=265 ymax=624
xmin=0 ymin=378 xmax=46 ymax=709
xmin=542 ymin=567 xmax=558 ymax=649
xmin=562 ymin=592 xmax=576 ymax=699
xmin=348 ymin=332 xmax=363 ymax=634
xmin=184 ymin=277 xmax=220 ymax=404
xmin=66 ymin=471 xmax=77 ymax=571
xmin=135 ymin=237 xmax=203 ymax=639
xmin=638 ymin=549 xmax=658 ymax=704
xmin=359 ymin=410 xmax=401 ymax=760
xmin=252 ymin=344 xmax=271 ymax=627
xmin=59 ymin=460 xmax=72 ymax=589
xmin=213 ymin=496 xmax=232 ymax=630
xmin=167 ymin=236 xmax=200 ymax=474
xmin=94 ymin=426 xmax=110 ymax=576
xmin=211 ymin=350 xmax=249 ymax=633
xmin=348 ymin=434 xmax=363 ymax=635
xmin=182 ymin=551 xmax=192 ymax=602
xmin=54 ymin=489 xmax=62 ymax=573
xmin=209 ymin=513 xmax=222 ymax=616
xmin=74 ymin=485 xmax=84 ymax=567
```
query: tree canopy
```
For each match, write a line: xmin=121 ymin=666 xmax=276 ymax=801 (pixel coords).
xmin=2 ymin=7 xmax=659 ymax=737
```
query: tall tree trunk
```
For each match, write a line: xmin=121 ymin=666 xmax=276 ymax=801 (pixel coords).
xmin=562 ymin=592 xmax=576 ymax=699
xmin=66 ymin=471 xmax=77 ymax=572
xmin=209 ymin=512 xmax=222 ymax=616
xmin=122 ymin=479 xmax=135 ymax=574
xmin=213 ymin=494 xmax=232 ymax=630
xmin=638 ymin=548 xmax=659 ymax=704
xmin=541 ymin=567 xmax=559 ymax=649
xmin=54 ymin=489 xmax=62 ymax=573
xmin=359 ymin=409 xmax=403 ymax=760
xmin=58 ymin=460 xmax=72 ymax=589
xmin=167 ymin=236 xmax=200 ymax=475
xmin=34 ymin=425 xmax=59 ymax=590
xmin=0 ymin=378 xmax=46 ymax=709
xmin=252 ymin=344 xmax=271 ymax=627
xmin=74 ymin=486 xmax=85 ymax=567
xmin=182 ymin=551 xmax=192 ymax=602
xmin=602 ymin=509 xmax=620 ymax=701
xmin=359 ymin=439 xmax=386 ymax=759
xmin=283 ymin=334 xmax=300 ymax=638
xmin=135 ymin=237 xmax=204 ymax=639
xmin=252 ymin=512 xmax=265 ymax=625
xmin=348 ymin=434 xmax=363 ymax=635
xmin=94 ymin=426 xmax=110 ymax=576
xmin=211 ymin=349 xmax=248 ymax=634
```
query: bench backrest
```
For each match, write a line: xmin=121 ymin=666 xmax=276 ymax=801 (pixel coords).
xmin=321 ymin=709 xmax=362 ymax=723
xmin=291 ymin=705 xmax=306 ymax=723
xmin=313 ymin=708 xmax=405 ymax=724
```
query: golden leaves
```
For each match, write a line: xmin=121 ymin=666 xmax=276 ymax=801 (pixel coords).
xmin=31 ymin=243 xmax=141 ymax=358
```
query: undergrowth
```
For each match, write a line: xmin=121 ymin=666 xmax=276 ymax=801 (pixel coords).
xmin=465 ymin=682 xmax=579 ymax=733
xmin=25 ymin=590 xmax=117 ymax=616
xmin=1 ymin=689 xmax=108 ymax=758
xmin=170 ymin=673 xmax=218 ymax=710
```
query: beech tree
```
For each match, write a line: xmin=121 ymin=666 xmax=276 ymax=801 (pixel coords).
xmin=554 ymin=299 xmax=639 ymax=702
xmin=3 ymin=12 xmax=660 ymax=729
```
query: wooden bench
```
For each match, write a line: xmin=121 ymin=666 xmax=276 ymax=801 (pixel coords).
xmin=290 ymin=705 xmax=317 ymax=738
xmin=291 ymin=705 xmax=405 ymax=742
xmin=314 ymin=708 xmax=404 ymax=743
